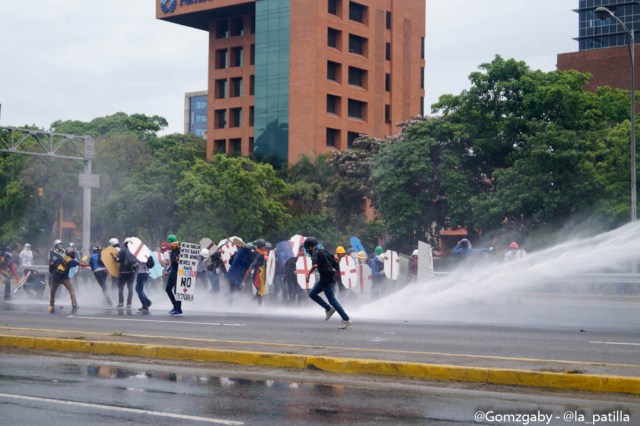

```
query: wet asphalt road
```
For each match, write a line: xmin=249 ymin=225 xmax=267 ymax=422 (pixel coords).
xmin=1 ymin=352 xmax=639 ymax=425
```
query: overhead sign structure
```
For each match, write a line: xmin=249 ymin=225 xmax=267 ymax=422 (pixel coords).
xmin=177 ymin=242 xmax=200 ymax=302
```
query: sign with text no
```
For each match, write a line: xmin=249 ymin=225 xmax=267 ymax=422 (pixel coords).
xmin=177 ymin=242 xmax=199 ymax=302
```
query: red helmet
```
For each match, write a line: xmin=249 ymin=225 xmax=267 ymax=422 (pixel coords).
xmin=509 ymin=242 xmax=518 ymax=249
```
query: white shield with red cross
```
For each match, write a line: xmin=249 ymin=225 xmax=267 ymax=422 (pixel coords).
xmin=355 ymin=263 xmax=373 ymax=294
xmin=127 ymin=237 xmax=151 ymax=262
xmin=290 ymin=234 xmax=307 ymax=257
xmin=339 ymin=255 xmax=358 ymax=289
xmin=199 ymin=237 xmax=217 ymax=254
xmin=218 ymin=239 xmax=238 ymax=272
xmin=295 ymin=256 xmax=315 ymax=290
xmin=383 ymin=250 xmax=399 ymax=280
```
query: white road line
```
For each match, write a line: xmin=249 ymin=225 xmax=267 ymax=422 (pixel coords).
xmin=0 ymin=392 xmax=243 ymax=425
xmin=75 ymin=316 xmax=246 ymax=327
xmin=589 ymin=341 xmax=640 ymax=347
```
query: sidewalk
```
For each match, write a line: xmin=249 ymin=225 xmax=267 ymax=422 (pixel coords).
xmin=1 ymin=326 xmax=639 ymax=396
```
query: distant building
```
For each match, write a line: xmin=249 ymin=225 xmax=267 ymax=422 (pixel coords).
xmin=157 ymin=0 xmax=426 ymax=166
xmin=185 ymin=91 xmax=208 ymax=138
xmin=557 ymin=0 xmax=640 ymax=93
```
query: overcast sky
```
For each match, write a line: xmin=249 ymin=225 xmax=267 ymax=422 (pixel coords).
xmin=0 ymin=0 xmax=578 ymax=135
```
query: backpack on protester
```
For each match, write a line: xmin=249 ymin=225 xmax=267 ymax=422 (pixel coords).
xmin=122 ymin=250 xmax=140 ymax=272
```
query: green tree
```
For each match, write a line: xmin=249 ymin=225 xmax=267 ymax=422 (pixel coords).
xmin=175 ymin=156 xmax=291 ymax=242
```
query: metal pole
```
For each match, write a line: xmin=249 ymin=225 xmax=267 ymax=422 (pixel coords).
xmin=82 ymin=159 xmax=92 ymax=258
xmin=630 ymin=32 xmax=636 ymax=222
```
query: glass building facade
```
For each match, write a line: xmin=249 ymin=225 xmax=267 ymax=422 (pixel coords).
xmin=252 ymin=0 xmax=290 ymax=166
xmin=188 ymin=94 xmax=208 ymax=138
xmin=577 ymin=0 xmax=640 ymax=50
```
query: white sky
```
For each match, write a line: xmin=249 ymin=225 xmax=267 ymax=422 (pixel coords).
xmin=0 ymin=0 xmax=578 ymax=135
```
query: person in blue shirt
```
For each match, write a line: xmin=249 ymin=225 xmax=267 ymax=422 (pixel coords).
xmin=452 ymin=238 xmax=494 ymax=256
xmin=88 ymin=245 xmax=113 ymax=306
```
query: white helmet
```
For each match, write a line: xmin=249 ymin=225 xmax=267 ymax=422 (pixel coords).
xmin=200 ymin=248 xmax=210 ymax=257
xmin=412 ymin=249 xmax=418 ymax=256
xmin=24 ymin=243 xmax=31 ymax=248
xmin=108 ymin=238 xmax=119 ymax=247
xmin=53 ymin=239 xmax=62 ymax=245
xmin=124 ymin=237 xmax=132 ymax=245
xmin=69 ymin=242 xmax=75 ymax=247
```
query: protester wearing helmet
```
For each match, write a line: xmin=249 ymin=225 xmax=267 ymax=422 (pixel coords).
xmin=165 ymin=234 xmax=183 ymax=317
xmin=19 ymin=243 xmax=33 ymax=272
xmin=48 ymin=246 xmax=79 ymax=313
xmin=369 ymin=245 xmax=386 ymax=298
xmin=249 ymin=239 xmax=270 ymax=304
xmin=304 ymin=237 xmax=352 ymax=329
xmin=504 ymin=241 xmax=526 ymax=262
xmin=1 ymin=246 xmax=20 ymax=300
xmin=88 ymin=245 xmax=113 ymax=306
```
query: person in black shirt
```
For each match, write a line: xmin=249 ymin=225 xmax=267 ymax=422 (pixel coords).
xmin=303 ymin=237 xmax=352 ymax=329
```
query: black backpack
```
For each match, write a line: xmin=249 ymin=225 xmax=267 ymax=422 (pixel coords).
xmin=122 ymin=250 xmax=140 ymax=272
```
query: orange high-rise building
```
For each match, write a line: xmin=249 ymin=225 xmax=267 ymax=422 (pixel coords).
xmin=157 ymin=0 xmax=425 ymax=166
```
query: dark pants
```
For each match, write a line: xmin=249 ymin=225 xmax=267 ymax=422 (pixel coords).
xmin=93 ymin=270 xmax=112 ymax=305
xmin=3 ymin=275 xmax=10 ymax=299
xmin=136 ymin=272 xmax=151 ymax=308
xmin=309 ymin=278 xmax=349 ymax=321
xmin=117 ymin=271 xmax=135 ymax=306
xmin=165 ymin=270 xmax=178 ymax=309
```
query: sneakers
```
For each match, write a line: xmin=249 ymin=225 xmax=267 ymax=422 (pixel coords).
xmin=48 ymin=306 xmax=55 ymax=313
xmin=170 ymin=310 xmax=183 ymax=317
xmin=71 ymin=304 xmax=78 ymax=314
xmin=138 ymin=307 xmax=149 ymax=314
xmin=117 ymin=303 xmax=124 ymax=308
xmin=126 ymin=304 xmax=131 ymax=309
xmin=325 ymin=307 xmax=336 ymax=320
xmin=338 ymin=319 xmax=352 ymax=329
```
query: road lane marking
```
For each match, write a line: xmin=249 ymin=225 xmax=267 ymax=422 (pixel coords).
xmin=0 ymin=392 xmax=243 ymax=425
xmin=75 ymin=316 xmax=247 ymax=327
xmin=589 ymin=340 xmax=640 ymax=347
xmin=2 ymin=326 xmax=639 ymax=370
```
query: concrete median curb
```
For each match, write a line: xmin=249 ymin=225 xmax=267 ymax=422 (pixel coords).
xmin=1 ymin=334 xmax=639 ymax=396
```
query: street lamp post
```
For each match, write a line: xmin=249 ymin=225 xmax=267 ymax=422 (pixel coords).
xmin=595 ymin=6 xmax=637 ymax=222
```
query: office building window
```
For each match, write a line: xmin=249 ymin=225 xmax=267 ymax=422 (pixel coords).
xmin=347 ymin=131 xmax=359 ymax=148
xmin=385 ymin=104 xmax=391 ymax=123
xmin=327 ymin=94 xmax=341 ymax=115
xmin=215 ymin=79 xmax=227 ymax=99
xmin=348 ymin=66 xmax=367 ymax=88
xmin=386 ymin=11 xmax=391 ymax=29
xmin=385 ymin=73 xmax=391 ymax=91
xmin=231 ymin=47 xmax=243 ymax=67
xmin=216 ymin=49 xmax=228 ymax=69
xmin=328 ymin=27 xmax=342 ymax=49
xmin=250 ymin=44 xmax=255 ymax=65
xmin=216 ymin=19 xmax=229 ymax=38
xmin=250 ymin=75 xmax=255 ymax=95
xmin=385 ymin=42 xmax=391 ymax=60
xmin=249 ymin=106 xmax=254 ymax=126
xmin=215 ymin=109 xmax=227 ymax=129
xmin=230 ymin=108 xmax=242 ymax=128
xmin=230 ymin=138 xmax=242 ymax=155
xmin=420 ymin=67 xmax=424 ymax=89
xmin=349 ymin=34 xmax=367 ymax=56
xmin=215 ymin=139 xmax=226 ymax=154
xmin=249 ymin=137 xmax=255 ymax=153
xmin=327 ymin=61 xmax=342 ymax=82
xmin=231 ymin=77 xmax=243 ymax=97
xmin=231 ymin=17 xmax=244 ymax=36
xmin=328 ymin=0 xmax=341 ymax=16
xmin=421 ymin=37 xmax=425 ymax=59
xmin=349 ymin=1 xmax=367 ymax=24
xmin=348 ymin=99 xmax=366 ymax=120
xmin=326 ymin=128 xmax=340 ymax=147
xmin=420 ymin=97 xmax=424 ymax=116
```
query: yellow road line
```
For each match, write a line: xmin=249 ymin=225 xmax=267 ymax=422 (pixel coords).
xmin=1 ymin=334 xmax=638 ymax=396
xmin=1 ymin=326 xmax=639 ymax=369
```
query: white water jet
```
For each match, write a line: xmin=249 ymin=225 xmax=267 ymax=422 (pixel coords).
xmin=353 ymin=222 xmax=640 ymax=330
